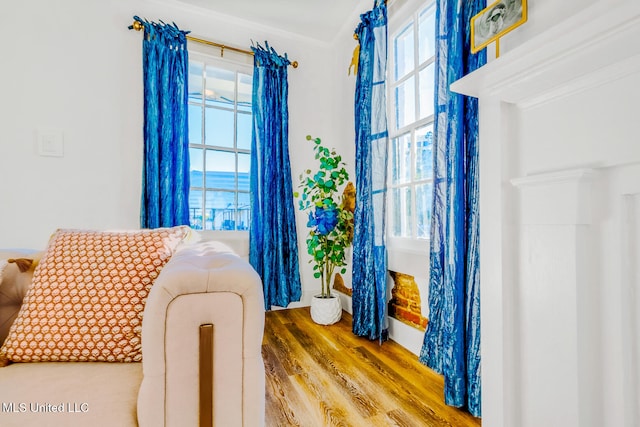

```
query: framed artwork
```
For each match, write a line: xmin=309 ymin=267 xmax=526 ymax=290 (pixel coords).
xmin=471 ymin=0 xmax=528 ymax=53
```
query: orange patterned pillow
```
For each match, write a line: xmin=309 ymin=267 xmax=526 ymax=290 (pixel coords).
xmin=0 ymin=226 xmax=189 ymax=365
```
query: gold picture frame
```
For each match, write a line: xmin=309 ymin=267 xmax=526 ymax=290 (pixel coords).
xmin=471 ymin=0 xmax=528 ymax=54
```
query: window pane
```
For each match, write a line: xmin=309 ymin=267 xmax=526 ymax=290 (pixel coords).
xmin=416 ymin=124 xmax=434 ymax=180
xmin=418 ymin=6 xmax=436 ymax=63
xmin=390 ymin=186 xmax=412 ymax=238
xmin=188 ymin=105 xmax=202 ymax=145
xmin=189 ymin=59 xmax=252 ymax=232
xmin=394 ymin=23 xmax=414 ymax=80
xmin=395 ymin=76 xmax=415 ymax=129
xmin=205 ymin=66 xmax=235 ymax=107
xmin=189 ymin=147 xmax=204 ymax=187
xmin=205 ymin=150 xmax=235 ymax=190
xmin=205 ymin=190 xmax=236 ymax=230
xmin=188 ymin=61 xmax=203 ymax=102
xmin=416 ymin=183 xmax=433 ymax=239
xmin=400 ymin=187 xmax=413 ymax=238
xmin=237 ymin=152 xmax=250 ymax=192
xmin=237 ymin=192 xmax=250 ymax=230
xmin=237 ymin=112 xmax=252 ymax=150
xmin=238 ymin=73 xmax=252 ymax=112
xmin=419 ymin=64 xmax=435 ymax=119
xmin=390 ymin=134 xmax=411 ymax=185
xmin=387 ymin=6 xmax=436 ymax=243
xmin=189 ymin=189 xmax=203 ymax=230
xmin=391 ymin=188 xmax=402 ymax=237
xmin=205 ymin=108 xmax=234 ymax=148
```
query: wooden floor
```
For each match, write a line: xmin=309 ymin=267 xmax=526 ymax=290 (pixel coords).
xmin=262 ymin=308 xmax=481 ymax=427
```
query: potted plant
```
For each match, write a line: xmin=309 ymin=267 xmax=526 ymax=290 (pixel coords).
xmin=294 ymin=135 xmax=353 ymax=325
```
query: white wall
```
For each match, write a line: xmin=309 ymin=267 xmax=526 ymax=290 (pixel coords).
xmin=512 ymin=76 xmax=640 ymax=427
xmin=453 ymin=0 xmax=640 ymax=425
xmin=0 ymin=0 xmax=341 ymax=307
xmin=0 ymin=0 xmax=143 ymax=249
xmin=322 ymin=3 xmax=363 ymax=315
xmin=496 ymin=0 xmax=600 ymax=57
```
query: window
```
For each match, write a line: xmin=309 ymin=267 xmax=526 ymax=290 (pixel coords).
xmin=388 ymin=3 xmax=436 ymax=241
xmin=187 ymin=56 xmax=252 ymax=231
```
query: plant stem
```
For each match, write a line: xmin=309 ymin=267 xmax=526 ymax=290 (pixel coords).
xmin=324 ymin=238 xmax=331 ymax=298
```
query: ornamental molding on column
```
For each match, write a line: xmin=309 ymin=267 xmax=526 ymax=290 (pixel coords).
xmin=510 ymin=168 xmax=597 ymax=225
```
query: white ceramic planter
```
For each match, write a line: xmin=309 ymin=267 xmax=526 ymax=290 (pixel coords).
xmin=310 ymin=295 xmax=342 ymax=325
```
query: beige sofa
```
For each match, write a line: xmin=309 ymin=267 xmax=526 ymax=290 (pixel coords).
xmin=0 ymin=240 xmax=265 ymax=427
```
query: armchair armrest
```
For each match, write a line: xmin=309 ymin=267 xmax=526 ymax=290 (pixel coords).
xmin=137 ymin=241 xmax=265 ymax=427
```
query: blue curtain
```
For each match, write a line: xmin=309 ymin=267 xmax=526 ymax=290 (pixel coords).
xmin=352 ymin=0 xmax=388 ymax=342
xmin=134 ymin=17 xmax=190 ymax=229
xmin=249 ymin=43 xmax=302 ymax=309
xmin=419 ymin=0 xmax=486 ymax=417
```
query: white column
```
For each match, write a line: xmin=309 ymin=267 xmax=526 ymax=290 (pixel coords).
xmin=511 ymin=168 xmax=595 ymax=427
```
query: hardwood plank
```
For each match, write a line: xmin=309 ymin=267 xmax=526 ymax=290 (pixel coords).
xmin=262 ymin=345 xmax=309 ymax=426
xmin=265 ymin=309 xmax=368 ymax=426
xmin=289 ymin=369 xmax=368 ymax=426
xmin=284 ymin=314 xmax=426 ymax=421
xmin=263 ymin=308 xmax=481 ymax=427
xmin=264 ymin=311 xmax=306 ymax=376
xmin=350 ymin=345 xmax=474 ymax=426
xmin=286 ymin=321 xmax=380 ymax=419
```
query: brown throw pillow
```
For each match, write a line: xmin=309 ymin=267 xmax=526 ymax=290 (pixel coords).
xmin=0 ymin=226 xmax=189 ymax=365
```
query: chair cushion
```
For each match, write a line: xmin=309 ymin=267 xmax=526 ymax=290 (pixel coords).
xmin=0 ymin=361 xmax=141 ymax=426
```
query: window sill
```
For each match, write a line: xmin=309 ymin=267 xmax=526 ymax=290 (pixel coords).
xmin=387 ymin=237 xmax=430 ymax=279
xmin=193 ymin=230 xmax=249 ymax=258
xmin=386 ymin=237 xmax=429 ymax=256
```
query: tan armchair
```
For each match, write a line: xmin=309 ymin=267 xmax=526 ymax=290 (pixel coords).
xmin=0 ymin=241 xmax=265 ymax=427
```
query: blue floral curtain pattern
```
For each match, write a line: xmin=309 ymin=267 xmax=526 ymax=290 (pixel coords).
xmin=352 ymin=0 xmax=389 ymax=342
xmin=134 ymin=16 xmax=190 ymax=229
xmin=249 ymin=42 xmax=302 ymax=309
xmin=418 ymin=0 xmax=486 ymax=417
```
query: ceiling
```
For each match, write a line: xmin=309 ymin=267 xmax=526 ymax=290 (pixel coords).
xmin=175 ymin=0 xmax=364 ymax=43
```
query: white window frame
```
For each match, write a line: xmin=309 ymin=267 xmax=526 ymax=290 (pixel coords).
xmin=187 ymin=51 xmax=253 ymax=232
xmin=387 ymin=0 xmax=436 ymax=255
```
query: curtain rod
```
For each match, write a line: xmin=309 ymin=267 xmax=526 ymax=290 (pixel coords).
xmin=130 ymin=20 xmax=298 ymax=68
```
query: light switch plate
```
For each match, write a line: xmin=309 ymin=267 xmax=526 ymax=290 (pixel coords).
xmin=38 ymin=130 xmax=64 ymax=157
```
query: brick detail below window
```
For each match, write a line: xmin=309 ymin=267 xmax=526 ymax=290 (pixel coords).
xmin=388 ymin=271 xmax=428 ymax=331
